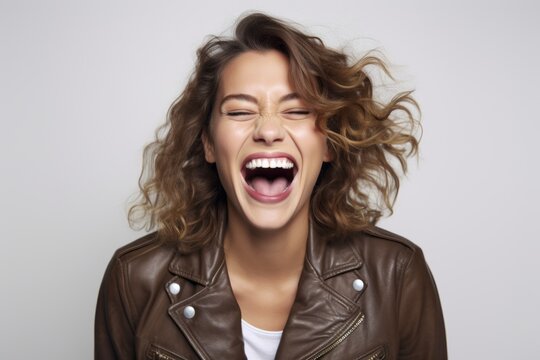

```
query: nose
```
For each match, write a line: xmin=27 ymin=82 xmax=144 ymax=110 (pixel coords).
xmin=252 ymin=112 xmax=285 ymax=145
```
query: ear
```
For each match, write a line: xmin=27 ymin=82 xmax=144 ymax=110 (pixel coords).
xmin=322 ymin=140 xmax=334 ymax=162
xmin=202 ymin=132 xmax=216 ymax=163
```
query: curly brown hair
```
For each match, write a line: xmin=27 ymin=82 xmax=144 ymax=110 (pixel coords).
xmin=128 ymin=13 xmax=420 ymax=251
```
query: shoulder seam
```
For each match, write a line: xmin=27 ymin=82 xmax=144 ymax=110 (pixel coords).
xmin=114 ymin=232 xmax=160 ymax=259
xmin=362 ymin=226 xmax=419 ymax=252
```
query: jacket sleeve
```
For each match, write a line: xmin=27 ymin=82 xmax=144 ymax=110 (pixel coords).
xmin=397 ymin=248 xmax=447 ymax=359
xmin=95 ymin=255 xmax=136 ymax=359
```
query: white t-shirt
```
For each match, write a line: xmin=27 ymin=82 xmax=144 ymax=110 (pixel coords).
xmin=241 ymin=319 xmax=283 ymax=360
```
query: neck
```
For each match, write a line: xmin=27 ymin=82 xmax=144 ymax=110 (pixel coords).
xmin=223 ymin=206 xmax=309 ymax=282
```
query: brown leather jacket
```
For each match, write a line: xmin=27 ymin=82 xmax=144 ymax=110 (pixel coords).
xmin=95 ymin=224 xmax=447 ymax=359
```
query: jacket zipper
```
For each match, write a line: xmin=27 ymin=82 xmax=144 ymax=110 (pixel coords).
xmin=148 ymin=347 xmax=184 ymax=360
xmin=306 ymin=311 xmax=365 ymax=360
xmin=363 ymin=347 xmax=385 ymax=360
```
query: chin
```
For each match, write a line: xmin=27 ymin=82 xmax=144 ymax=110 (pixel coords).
xmin=234 ymin=192 xmax=309 ymax=233
xmin=245 ymin=211 xmax=295 ymax=231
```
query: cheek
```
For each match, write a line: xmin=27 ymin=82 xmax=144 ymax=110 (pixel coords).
xmin=212 ymin=123 xmax=241 ymax=158
xmin=213 ymin=138 xmax=236 ymax=181
xmin=210 ymin=123 xmax=247 ymax=186
xmin=294 ymin=126 xmax=328 ymax=159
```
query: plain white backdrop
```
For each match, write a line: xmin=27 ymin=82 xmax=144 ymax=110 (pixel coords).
xmin=1 ymin=0 xmax=539 ymax=358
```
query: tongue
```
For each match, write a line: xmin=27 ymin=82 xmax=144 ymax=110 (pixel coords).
xmin=250 ymin=177 xmax=289 ymax=196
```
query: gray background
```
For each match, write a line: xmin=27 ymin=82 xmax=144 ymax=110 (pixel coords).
xmin=1 ymin=0 xmax=539 ymax=358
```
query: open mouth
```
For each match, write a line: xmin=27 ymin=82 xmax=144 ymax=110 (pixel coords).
xmin=242 ymin=156 xmax=297 ymax=198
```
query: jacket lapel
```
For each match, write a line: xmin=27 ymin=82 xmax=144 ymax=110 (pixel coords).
xmin=166 ymin=223 xmax=247 ymax=360
xmin=168 ymin=260 xmax=246 ymax=360
xmin=275 ymin=224 xmax=365 ymax=360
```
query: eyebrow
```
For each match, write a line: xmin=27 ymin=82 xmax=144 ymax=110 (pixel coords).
xmin=219 ymin=92 xmax=300 ymax=108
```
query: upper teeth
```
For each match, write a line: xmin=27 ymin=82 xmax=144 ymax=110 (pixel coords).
xmin=245 ymin=157 xmax=294 ymax=169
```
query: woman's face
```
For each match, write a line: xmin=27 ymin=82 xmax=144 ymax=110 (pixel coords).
xmin=203 ymin=50 xmax=330 ymax=231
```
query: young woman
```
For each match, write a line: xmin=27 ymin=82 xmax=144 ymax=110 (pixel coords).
xmin=95 ymin=13 xmax=447 ymax=360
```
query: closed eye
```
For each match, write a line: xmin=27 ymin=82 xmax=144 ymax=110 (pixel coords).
xmin=227 ymin=111 xmax=253 ymax=116
xmin=285 ymin=110 xmax=310 ymax=115
xmin=282 ymin=109 xmax=313 ymax=120
xmin=223 ymin=110 xmax=258 ymax=121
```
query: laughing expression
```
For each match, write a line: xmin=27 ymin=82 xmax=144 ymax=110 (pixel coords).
xmin=203 ymin=50 xmax=330 ymax=231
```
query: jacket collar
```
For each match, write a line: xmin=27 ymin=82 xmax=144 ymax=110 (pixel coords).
xmin=167 ymin=220 xmax=365 ymax=360
xmin=168 ymin=220 xmax=363 ymax=284
xmin=168 ymin=219 xmax=226 ymax=286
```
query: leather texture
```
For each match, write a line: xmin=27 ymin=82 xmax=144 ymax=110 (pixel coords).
xmin=95 ymin=223 xmax=447 ymax=359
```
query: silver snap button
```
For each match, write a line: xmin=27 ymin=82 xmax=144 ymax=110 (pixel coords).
xmin=168 ymin=282 xmax=181 ymax=295
xmin=353 ymin=279 xmax=365 ymax=292
xmin=183 ymin=306 xmax=196 ymax=319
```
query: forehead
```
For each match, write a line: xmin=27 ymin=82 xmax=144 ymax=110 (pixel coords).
xmin=218 ymin=50 xmax=293 ymax=96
